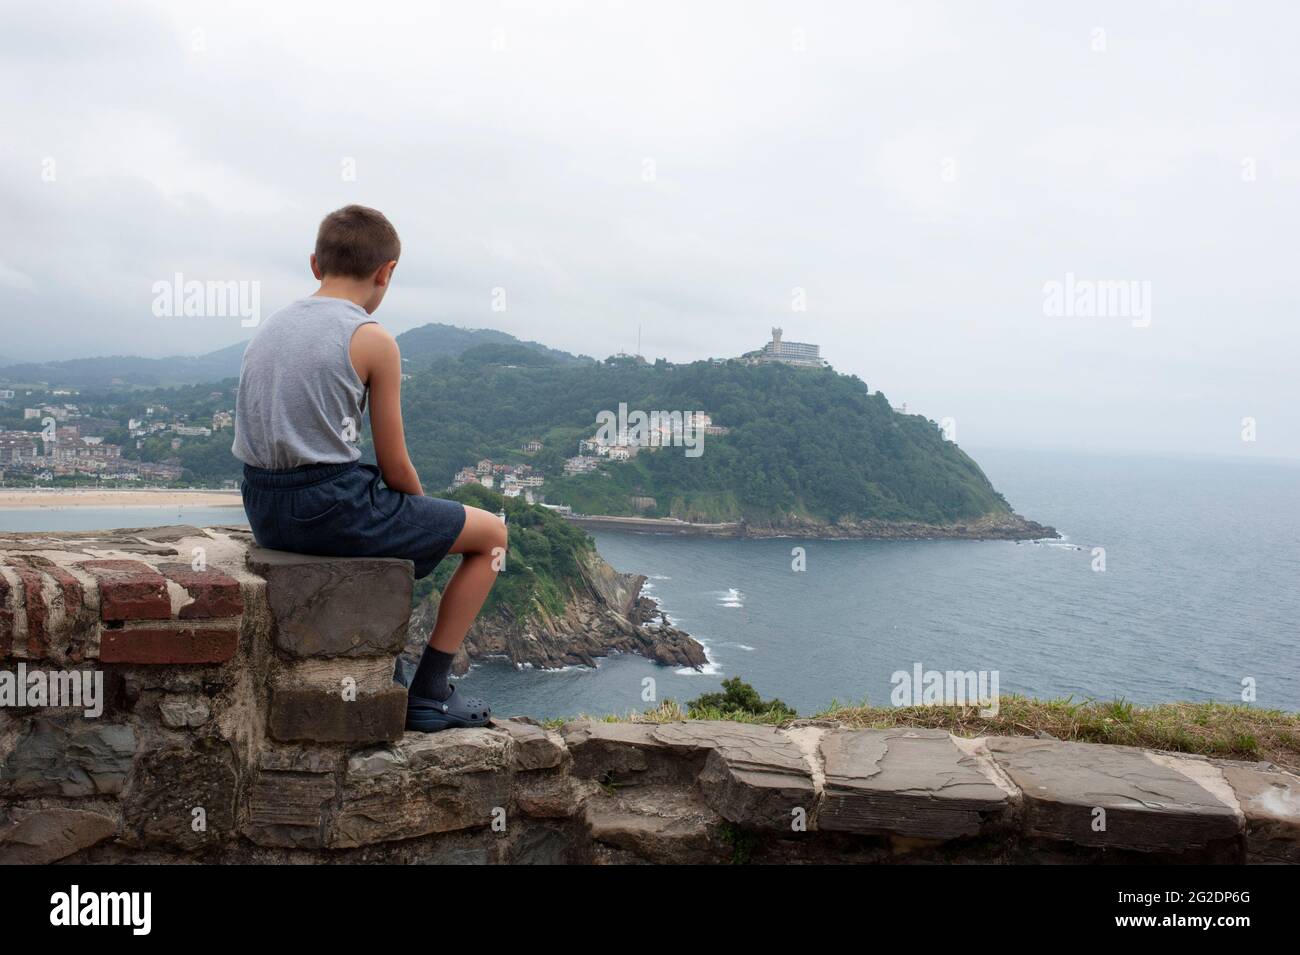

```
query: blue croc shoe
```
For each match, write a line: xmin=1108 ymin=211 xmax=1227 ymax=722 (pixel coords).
xmin=406 ymin=685 xmax=492 ymax=732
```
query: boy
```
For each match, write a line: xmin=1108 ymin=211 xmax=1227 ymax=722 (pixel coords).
xmin=232 ymin=205 xmax=502 ymax=731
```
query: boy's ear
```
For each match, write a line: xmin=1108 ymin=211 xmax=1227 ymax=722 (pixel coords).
xmin=375 ymin=260 xmax=397 ymax=287
xmin=310 ymin=253 xmax=323 ymax=280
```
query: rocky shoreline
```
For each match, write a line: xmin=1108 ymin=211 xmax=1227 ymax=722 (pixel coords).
xmin=402 ymin=550 xmax=707 ymax=675
xmin=567 ymin=510 xmax=1058 ymax=541
xmin=739 ymin=511 xmax=1059 ymax=541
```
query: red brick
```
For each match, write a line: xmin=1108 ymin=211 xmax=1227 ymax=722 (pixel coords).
xmin=0 ymin=571 xmax=13 ymax=657
xmin=11 ymin=564 xmax=49 ymax=657
xmin=99 ymin=626 xmax=239 ymax=664
xmin=157 ymin=563 xmax=243 ymax=619
xmin=20 ymin=556 xmax=84 ymax=618
xmin=5 ymin=557 xmax=89 ymax=660
xmin=78 ymin=559 xmax=172 ymax=621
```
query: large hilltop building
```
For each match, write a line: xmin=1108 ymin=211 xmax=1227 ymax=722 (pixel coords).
xmin=746 ymin=327 xmax=827 ymax=368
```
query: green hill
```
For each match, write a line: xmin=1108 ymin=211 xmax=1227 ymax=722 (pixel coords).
xmin=11 ymin=323 xmax=1050 ymax=537
xmin=397 ymin=354 xmax=1037 ymax=530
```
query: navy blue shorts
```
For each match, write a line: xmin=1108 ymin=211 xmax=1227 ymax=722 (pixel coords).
xmin=241 ymin=462 xmax=467 ymax=579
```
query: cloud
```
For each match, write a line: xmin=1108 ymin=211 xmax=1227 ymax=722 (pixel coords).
xmin=0 ymin=0 xmax=1297 ymax=458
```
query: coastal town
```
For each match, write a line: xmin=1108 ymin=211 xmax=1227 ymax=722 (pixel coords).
xmin=0 ymin=327 xmax=825 ymax=490
xmin=447 ymin=408 xmax=733 ymax=506
xmin=450 ymin=454 xmax=547 ymax=503
xmin=0 ymin=388 xmax=235 ymax=485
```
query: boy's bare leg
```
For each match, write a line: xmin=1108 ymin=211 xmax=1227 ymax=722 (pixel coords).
xmin=407 ymin=506 xmax=505 ymax=705
xmin=428 ymin=506 xmax=507 ymax=653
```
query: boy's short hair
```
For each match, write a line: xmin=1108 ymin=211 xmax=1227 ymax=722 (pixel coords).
xmin=314 ymin=205 xmax=401 ymax=279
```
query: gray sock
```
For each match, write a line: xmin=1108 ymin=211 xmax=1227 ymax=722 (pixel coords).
xmin=409 ymin=645 xmax=455 ymax=701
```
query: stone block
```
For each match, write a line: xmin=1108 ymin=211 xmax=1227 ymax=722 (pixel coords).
xmin=124 ymin=742 xmax=238 ymax=848
xmin=248 ymin=547 xmax=411 ymax=658
xmin=653 ymin=721 xmax=816 ymax=831
xmin=333 ymin=729 xmax=512 ymax=847
xmin=246 ymin=770 xmax=338 ymax=849
xmin=0 ymin=805 xmax=118 ymax=864
xmin=562 ymin=720 xmax=705 ymax=784
xmin=267 ymin=657 xmax=406 ymax=744
xmin=582 ymin=784 xmax=726 ymax=864
xmin=986 ymin=737 xmax=1239 ymax=853
xmin=158 ymin=695 xmax=212 ymax=728
xmin=0 ymin=718 xmax=136 ymax=797
xmin=1218 ymin=761 xmax=1300 ymax=864
xmin=818 ymin=728 xmax=1010 ymax=839
xmin=494 ymin=717 xmax=568 ymax=771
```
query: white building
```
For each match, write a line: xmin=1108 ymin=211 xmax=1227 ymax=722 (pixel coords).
xmin=752 ymin=327 xmax=827 ymax=368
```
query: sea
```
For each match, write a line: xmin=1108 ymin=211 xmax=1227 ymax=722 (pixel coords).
xmin=3 ymin=447 xmax=1297 ymax=719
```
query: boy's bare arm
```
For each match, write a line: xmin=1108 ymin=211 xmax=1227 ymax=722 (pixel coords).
xmin=351 ymin=323 xmax=423 ymax=496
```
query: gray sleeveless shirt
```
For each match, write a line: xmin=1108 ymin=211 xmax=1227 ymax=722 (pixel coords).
xmin=231 ymin=296 xmax=377 ymax=469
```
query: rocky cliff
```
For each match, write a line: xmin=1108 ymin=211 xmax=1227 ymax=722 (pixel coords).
xmin=403 ymin=550 xmax=706 ymax=675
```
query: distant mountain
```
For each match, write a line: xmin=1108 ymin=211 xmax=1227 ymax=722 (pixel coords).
xmin=0 ymin=322 xmax=588 ymax=390
xmin=0 ymin=341 xmax=249 ymax=390
xmin=394 ymin=323 xmax=590 ymax=368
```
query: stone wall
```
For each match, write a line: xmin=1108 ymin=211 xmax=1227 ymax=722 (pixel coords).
xmin=1 ymin=526 xmax=1296 ymax=864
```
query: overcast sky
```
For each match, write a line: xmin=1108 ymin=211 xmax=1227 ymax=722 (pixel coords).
xmin=1 ymin=0 xmax=1297 ymax=458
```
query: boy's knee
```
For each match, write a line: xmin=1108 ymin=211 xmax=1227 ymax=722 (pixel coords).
xmin=463 ymin=505 xmax=507 ymax=556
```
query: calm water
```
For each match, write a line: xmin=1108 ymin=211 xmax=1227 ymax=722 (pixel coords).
xmin=0 ymin=505 xmax=246 ymax=533
xmin=3 ymin=449 xmax=1297 ymax=718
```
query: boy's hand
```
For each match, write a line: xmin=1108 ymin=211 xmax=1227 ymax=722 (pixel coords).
xmin=351 ymin=323 xmax=423 ymax=495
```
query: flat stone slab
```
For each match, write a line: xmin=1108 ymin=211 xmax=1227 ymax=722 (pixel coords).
xmin=986 ymin=737 xmax=1239 ymax=853
xmin=653 ymin=721 xmax=815 ymax=830
xmin=1219 ymin=762 xmax=1300 ymax=864
xmin=562 ymin=720 xmax=705 ymax=784
xmin=818 ymin=728 xmax=1009 ymax=839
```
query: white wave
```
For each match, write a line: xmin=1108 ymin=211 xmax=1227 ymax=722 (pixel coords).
xmin=716 ymin=587 xmax=744 ymax=608
xmin=675 ymin=638 xmax=721 ymax=676
xmin=512 ymin=660 xmax=594 ymax=673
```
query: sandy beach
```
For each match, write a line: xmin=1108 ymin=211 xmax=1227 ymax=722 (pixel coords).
xmin=0 ymin=488 xmax=244 ymax=510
